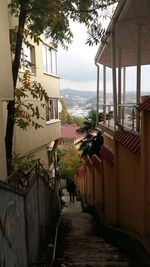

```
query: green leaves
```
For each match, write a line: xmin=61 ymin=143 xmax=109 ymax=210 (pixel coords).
xmin=57 ymin=147 xmax=84 ymax=180
xmin=9 ymin=0 xmax=119 ymax=48
xmin=76 ymin=109 xmax=104 ymax=158
xmin=15 ymin=71 xmax=48 ymax=130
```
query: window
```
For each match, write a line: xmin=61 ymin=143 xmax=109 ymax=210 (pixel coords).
xmin=42 ymin=45 xmax=57 ymax=76
xmin=46 ymin=98 xmax=58 ymax=121
xmin=20 ymin=43 xmax=36 ymax=74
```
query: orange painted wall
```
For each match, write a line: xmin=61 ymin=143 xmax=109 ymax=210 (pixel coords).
xmin=103 ymin=160 xmax=117 ymax=225
xmin=93 ymin=165 xmax=103 ymax=207
xmin=141 ymin=110 xmax=150 ymax=235
xmin=116 ymin=143 xmax=143 ymax=234
xmin=75 ymin=105 xmax=150 ymax=236
xmin=86 ymin=167 xmax=93 ymax=205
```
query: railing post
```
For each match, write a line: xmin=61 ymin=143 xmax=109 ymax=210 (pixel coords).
xmin=136 ymin=24 xmax=142 ymax=132
xmin=112 ymin=19 xmax=118 ymax=128
xmin=103 ymin=65 xmax=106 ymax=124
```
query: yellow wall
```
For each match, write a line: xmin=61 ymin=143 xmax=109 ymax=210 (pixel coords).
xmin=0 ymin=0 xmax=13 ymax=180
xmin=93 ymin=166 xmax=103 ymax=207
xmin=103 ymin=161 xmax=117 ymax=225
xmin=86 ymin=167 xmax=93 ymax=205
xmin=14 ymin=120 xmax=61 ymax=156
xmin=0 ymin=0 xmax=13 ymax=101
xmin=115 ymin=144 xmax=143 ymax=233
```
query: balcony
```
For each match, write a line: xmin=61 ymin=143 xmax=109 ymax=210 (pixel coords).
xmin=95 ymin=0 xmax=150 ymax=136
xmin=98 ymin=103 xmax=139 ymax=136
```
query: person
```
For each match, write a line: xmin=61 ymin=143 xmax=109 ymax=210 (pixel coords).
xmin=67 ymin=181 xmax=76 ymax=203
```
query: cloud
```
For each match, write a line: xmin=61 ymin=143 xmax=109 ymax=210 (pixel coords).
xmin=58 ymin=22 xmax=98 ymax=85
xmin=58 ymin=52 xmax=97 ymax=82
xmin=58 ymin=21 xmax=150 ymax=94
xmin=60 ymin=79 xmax=97 ymax=91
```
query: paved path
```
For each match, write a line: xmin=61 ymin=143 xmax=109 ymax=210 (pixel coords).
xmin=56 ymin=189 xmax=135 ymax=267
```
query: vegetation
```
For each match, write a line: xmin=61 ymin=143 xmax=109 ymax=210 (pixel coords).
xmin=12 ymin=153 xmax=36 ymax=172
xmin=15 ymin=71 xmax=48 ymax=130
xmin=77 ymin=109 xmax=104 ymax=158
xmin=59 ymin=97 xmax=85 ymax=127
xmin=57 ymin=147 xmax=84 ymax=182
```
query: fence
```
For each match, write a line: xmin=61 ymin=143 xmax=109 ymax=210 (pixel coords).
xmin=0 ymin=160 xmax=61 ymax=267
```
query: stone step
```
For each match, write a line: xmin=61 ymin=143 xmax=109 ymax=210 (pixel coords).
xmin=56 ymin=205 xmax=134 ymax=267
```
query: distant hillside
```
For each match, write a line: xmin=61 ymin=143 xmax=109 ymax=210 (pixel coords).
xmin=60 ymin=89 xmax=96 ymax=108
xmin=61 ymin=89 xmax=96 ymax=98
xmin=60 ymin=88 xmax=150 ymax=108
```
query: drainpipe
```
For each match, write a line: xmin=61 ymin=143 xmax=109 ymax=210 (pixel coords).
xmin=95 ymin=62 xmax=100 ymax=127
xmin=103 ymin=65 xmax=106 ymax=123
xmin=112 ymin=19 xmax=118 ymax=128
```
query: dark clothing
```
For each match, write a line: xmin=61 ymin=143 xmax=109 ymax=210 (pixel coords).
xmin=67 ymin=182 xmax=76 ymax=202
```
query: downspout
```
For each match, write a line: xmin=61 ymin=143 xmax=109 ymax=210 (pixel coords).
xmin=95 ymin=62 xmax=100 ymax=127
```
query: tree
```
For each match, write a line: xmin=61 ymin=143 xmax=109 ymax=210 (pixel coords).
xmin=15 ymin=71 xmax=48 ymax=130
xmin=77 ymin=109 xmax=104 ymax=158
xmin=58 ymin=147 xmax=84 ymax=182
xmin=59 ymin=98 xmax=69 ymax=124
xmin=77 ymin=109 xmax=97 ymax=134
xmin=78 ymin=129 xmax=104 ymax=158
xmin=6 ymin=0 xmax=118 ymax=174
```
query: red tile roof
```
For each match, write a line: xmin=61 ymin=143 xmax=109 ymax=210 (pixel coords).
xmin=61 ymin=124 xmax=83 ymax=140
xmin=101 ymin=145 xmax=114 ymax=167
xmin=114 ymin=128 xmax=141 ymax=155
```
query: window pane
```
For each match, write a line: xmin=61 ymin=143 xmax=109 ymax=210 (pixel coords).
xmin=42 ymin=45 xmax=47 ymax=73
xmin=51 ymin=50 xmax=57 ymax=75
xmin=47 ymin=48 xmax=52 ymax=74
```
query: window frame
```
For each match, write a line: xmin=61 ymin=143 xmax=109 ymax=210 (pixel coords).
xmin=20 ymin=43 xmax=36 ymax=74
xmin=42 ymin=44 xmax=57 ymax=76
xmin=46 ymin=98 xmax=59 ymax=121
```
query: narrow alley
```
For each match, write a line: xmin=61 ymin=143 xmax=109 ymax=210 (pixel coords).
xmin=56 ymin=190 xmax=136 ymax=267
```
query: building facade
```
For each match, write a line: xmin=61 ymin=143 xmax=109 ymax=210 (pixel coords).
xmin=2 ymin=2 xmax=61 ymax=176
xmin=60 ymin=124 xmax=83 ymax=148
xmin=0 ymin=0 xmax=13 ymax=180
xmin=13 ymin=36 xmax=61 ymax=170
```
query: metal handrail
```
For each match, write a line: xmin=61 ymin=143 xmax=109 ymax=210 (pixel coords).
xmin=7 ymin=160 xmax=56 ymax=192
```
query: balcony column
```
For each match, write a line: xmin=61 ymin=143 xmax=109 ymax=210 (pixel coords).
xmin=103 ymin=65 xmax=106 ymax=123
xmin=122 ymin=67 xmax=126 ymax=126
xmin=111 ymin=20 xmax=118 ymax=128
xmin=136 ymin=24 xmax=142 ymax=132
xmin=118 ymin=48 xmax=122 ymax=123
xmin=96 ymin=63 xmax=100 ymax=126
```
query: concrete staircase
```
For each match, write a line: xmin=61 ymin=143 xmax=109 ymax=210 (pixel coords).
xmin=57 ymin=212 xmax=135 ymax=267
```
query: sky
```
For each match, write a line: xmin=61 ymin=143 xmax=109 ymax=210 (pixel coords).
xmin=58 ymin=19 xmax=150 ymax=93
xmin=58 ymin=22 xmax=98 ymax=92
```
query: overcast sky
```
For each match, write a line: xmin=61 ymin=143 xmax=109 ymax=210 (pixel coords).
xmin=58 ymin=22 xmax=98 ymax=91
xmin=58 ymin=21 xmax=150 ymax=93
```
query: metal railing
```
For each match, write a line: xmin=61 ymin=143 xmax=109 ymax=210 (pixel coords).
xmin=98 ymin=103 xmax=140 ymax=132
xmin=7 ymin=159 xmax=55 ymax=192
